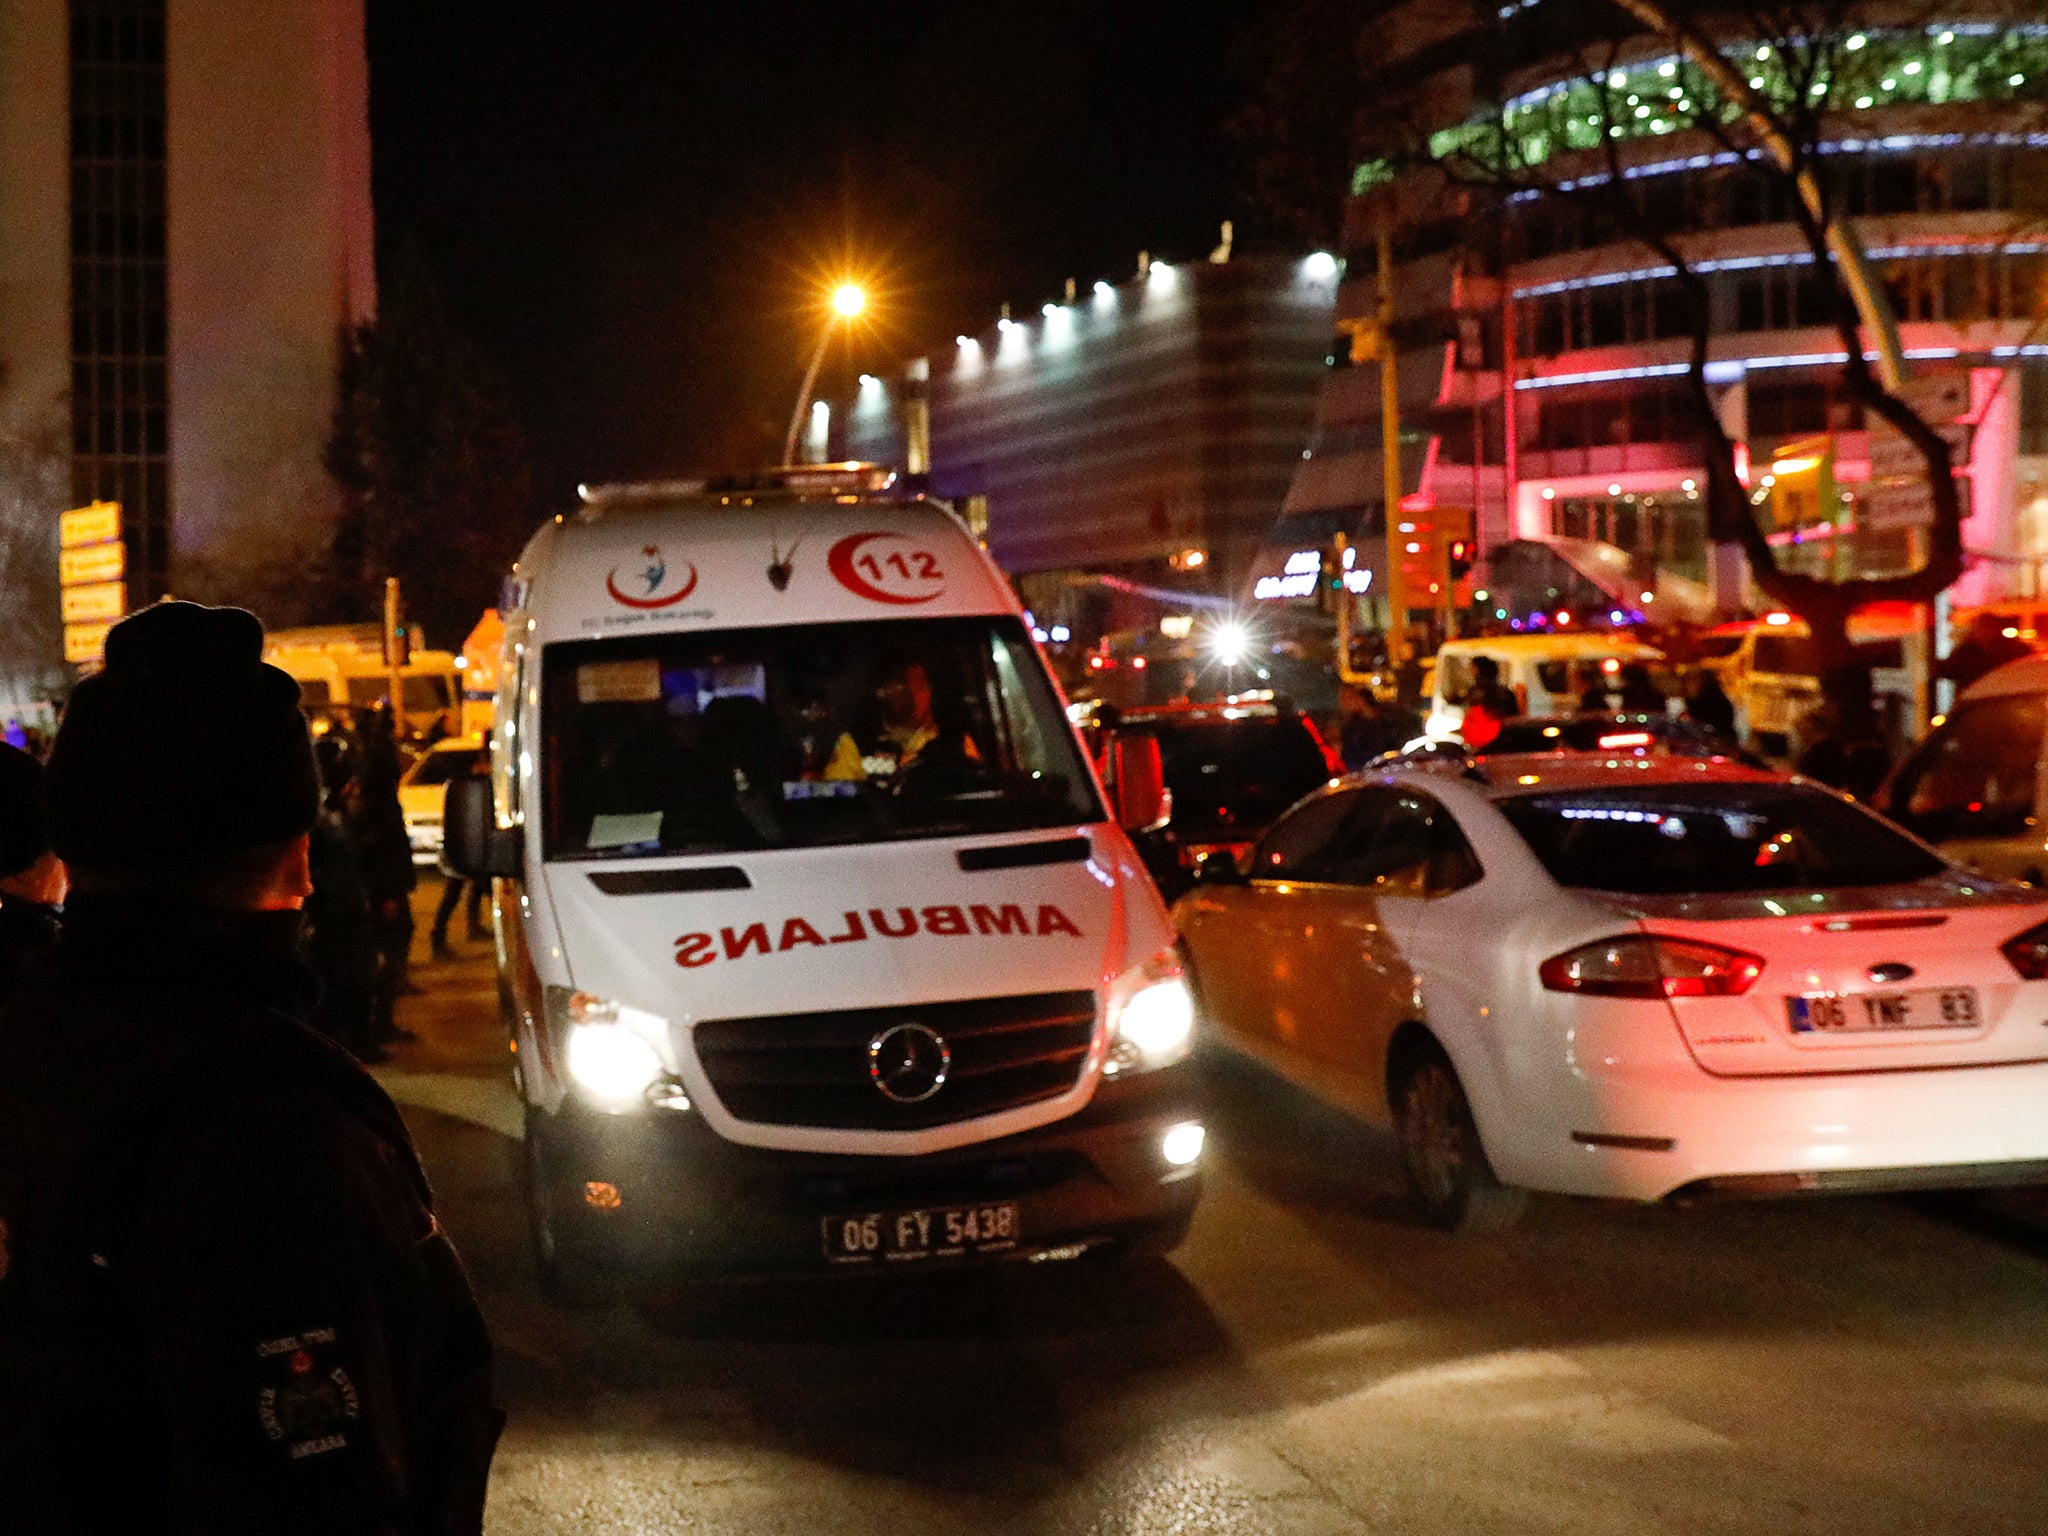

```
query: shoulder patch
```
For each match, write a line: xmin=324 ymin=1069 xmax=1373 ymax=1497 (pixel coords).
xmin=255 ymin=1329 xmax=360 ymax=1459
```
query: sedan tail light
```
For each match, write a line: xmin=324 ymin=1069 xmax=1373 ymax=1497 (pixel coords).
xmin=1540 ymin=934 xmax=1764 ymax=999
xmin=2001 ymin=917 xmax=2048 ymax=980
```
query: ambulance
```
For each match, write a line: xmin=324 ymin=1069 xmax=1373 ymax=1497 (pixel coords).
xmin=444 ymin=465 xmax=1205 ymax=1301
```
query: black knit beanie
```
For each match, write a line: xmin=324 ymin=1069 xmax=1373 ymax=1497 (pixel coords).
xmin=45 ymin=601 xmax=320 ymax=871
xmin=0 ymin=743 xmax=51 ymax=880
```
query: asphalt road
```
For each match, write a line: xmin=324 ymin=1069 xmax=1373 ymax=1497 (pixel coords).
xmin=383 ymin=882 xmax=2048 ymax=1536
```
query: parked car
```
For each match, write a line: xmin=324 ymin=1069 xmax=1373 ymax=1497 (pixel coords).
xmin=398 ymin=734 xmax=487 ymax=867
xmin=1178 ymin=756 xmax=2048 ymax=1233
xmin=1698 ymin=614 xmax=1911 ymax=752
xmin=1878 ymin=653 xmax=2048 ymax=885
xmin=1078 ymin=695 xmax=1340 ymax=899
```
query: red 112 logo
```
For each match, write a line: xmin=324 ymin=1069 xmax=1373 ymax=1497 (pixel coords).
xmin=827 ymin=531 xmax=946 ymax=605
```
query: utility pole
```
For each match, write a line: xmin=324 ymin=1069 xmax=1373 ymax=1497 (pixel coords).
xmin=1376 ymin=222 xmax=1407 ymax=670
xmin=383 ymin=575 xmax=405 ymax=730
xmin=902 ymin=357 xmax=931 ymax=476
xmin=1334 ymin=217 xmax=1410 ymax=671
xmin=784 ymin=284 xmax=867 ymax=466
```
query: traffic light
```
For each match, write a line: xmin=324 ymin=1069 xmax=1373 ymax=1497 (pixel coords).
xmin=1332 ymin=315 xmax=1387 ymax=366
xmin=1440 ymin=507 xmax=1476 ymax=605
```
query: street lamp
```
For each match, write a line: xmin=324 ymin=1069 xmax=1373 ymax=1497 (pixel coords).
xmin=783 ymin=282 xmax=868 ymax=465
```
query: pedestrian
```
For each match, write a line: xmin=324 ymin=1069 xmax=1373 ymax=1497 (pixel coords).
xmin=0 ymin=601 xmax=500 ymax=1533
xmin=430 ymin=739 xmax=491 ymax=957
xmin=1684 ymin=669 xmax=1738 ymax=739
xmin=1459 ymin=655 xmax=1520 ymax=749
xmin=354 ymin=701 xmax=419 ymax=1044
xmin=1393 ymin=625 xmax=1431 ymax=708
xmin=307 ymin=732 xmax=384 ymax=1063
xmin=1616 ymin=662 xmax=1666 ymax=714
xmin=0 ymin=742 xmax=64 ymax=989
xmin=1577 ymin=662 xmax=1612 ymax=713
xmin=1336 ymin=684 xmax=1409 ymax=769
xmin=1794 ymin=669 xmax=1892 ymax=801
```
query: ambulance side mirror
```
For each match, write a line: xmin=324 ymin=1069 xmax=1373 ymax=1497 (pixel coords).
xmin=1106 ymin=729 xmax=1171 ymax=833
xmin=444 ymin=777 xmax=523 ymax=881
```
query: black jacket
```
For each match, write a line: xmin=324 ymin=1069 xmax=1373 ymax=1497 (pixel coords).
xmin=0 ymin=896 xmax=59 ymax=994
xmin=0 ymin=897 xmax=500 ymax=1534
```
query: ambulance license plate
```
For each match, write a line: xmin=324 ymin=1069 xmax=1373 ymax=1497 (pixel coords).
xmin=821 ymin=1201 xmax=1020 ymax=1264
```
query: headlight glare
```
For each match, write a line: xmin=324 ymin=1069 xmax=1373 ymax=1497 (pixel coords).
xmin=547 ymin=986 xmax=677 ymax=1111
xmin=566 ymin=1024 xmax=663 ymax=1106
xmin=1105 ymin=951 xmax=1195 ymax=1076
xmin=1161 ymin=1120 xmax=1206 ymax=1166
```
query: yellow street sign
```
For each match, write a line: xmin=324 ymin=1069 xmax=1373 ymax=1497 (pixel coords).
xmin=59 ymin=540 xmax=125 ymax=586
xmin=60 ymin=579 xmax=127 ymax=624
xmin=1765 ymin=436 xmax=1838 ymax=531
xmin=64 ymin=621 xmax=113 ymax=665
xmin=58 ymin=500 xmax=121 ymax=549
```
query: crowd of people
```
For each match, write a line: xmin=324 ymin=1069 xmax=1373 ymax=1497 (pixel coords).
xmin=3 ymin=686 xmax=445 ymax=1064
xmin=0 ymin=600 xmax=500 ymax=1533
xmin=1330 ymin=638 xmax=1917 ymax=805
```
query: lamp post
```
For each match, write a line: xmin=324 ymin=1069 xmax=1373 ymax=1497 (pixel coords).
xmin=782 ymin=283 xmax=866 ymax=465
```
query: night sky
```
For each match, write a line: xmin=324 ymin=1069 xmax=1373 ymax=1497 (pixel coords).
xmin=367 ymin=1 xmax=1268 ymax=505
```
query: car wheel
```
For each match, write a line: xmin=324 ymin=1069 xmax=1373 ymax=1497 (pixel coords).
xmin=1393 ymin=1047 xmax=1527 ymax=1236
xmin=523 ymin=1111 xmax=622 ymax=1310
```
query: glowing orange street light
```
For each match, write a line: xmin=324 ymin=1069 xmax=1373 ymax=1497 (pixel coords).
xmin=784 ymin=281 xmax=871 ymax=464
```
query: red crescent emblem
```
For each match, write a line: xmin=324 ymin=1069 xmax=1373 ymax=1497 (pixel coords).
xmin=828 ymin=531 xmax=945 ymax=605
xmin=606 ymin=561 xmax=698 ymax=609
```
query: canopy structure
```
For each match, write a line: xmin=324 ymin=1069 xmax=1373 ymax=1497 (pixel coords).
xmin=1483 ymin=537 xmax=1713 ymax=624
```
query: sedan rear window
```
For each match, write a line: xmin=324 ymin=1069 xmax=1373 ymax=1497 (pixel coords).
xmin=1498 ymin=782 xmax=1946 ymax=894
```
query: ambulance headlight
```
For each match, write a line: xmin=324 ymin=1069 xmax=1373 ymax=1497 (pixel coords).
xmin=548 ymin=987 xmax=679 ymax=1112
xmin=1104 ymin=951 xmax=1195 ymax=1076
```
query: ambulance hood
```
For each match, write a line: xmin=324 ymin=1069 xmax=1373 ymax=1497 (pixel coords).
xmin=539 ymin=824 xmax=1173 ymax=1154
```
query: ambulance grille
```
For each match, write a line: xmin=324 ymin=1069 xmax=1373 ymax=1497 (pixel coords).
xmin=692 ymin=990 xmax=1098 ymax=1130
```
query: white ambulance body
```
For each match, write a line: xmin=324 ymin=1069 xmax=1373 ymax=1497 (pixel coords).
xmin=449 ymin=467 xmax=1203 ymax=1297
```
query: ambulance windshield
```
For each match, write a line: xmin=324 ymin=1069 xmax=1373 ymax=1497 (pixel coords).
xmin=541 ymin=616 xmax=1101 ymax=858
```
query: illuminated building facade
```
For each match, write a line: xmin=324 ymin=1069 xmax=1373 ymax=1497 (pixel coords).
xmin=850 ymin=254 xmax=1336 ymax=613
xmin=0 ymin=0 xmax=374 ymax=652
xmin=1285 ymin=0 xmax=2048 ymax=624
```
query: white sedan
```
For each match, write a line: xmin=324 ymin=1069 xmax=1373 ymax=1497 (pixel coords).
xmin=1177 ymin=756 xmax=2048 ymax=1232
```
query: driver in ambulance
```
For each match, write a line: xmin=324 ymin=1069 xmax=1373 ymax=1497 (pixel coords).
xmin=819 ymin=658 xmax=981 ymax=783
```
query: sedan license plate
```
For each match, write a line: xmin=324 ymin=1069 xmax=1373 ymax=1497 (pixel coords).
xmin=822 ymin=1201 xmax=1020 ymax=1265
xmin=1787 ymin=987 xmax=1980 ymax=1034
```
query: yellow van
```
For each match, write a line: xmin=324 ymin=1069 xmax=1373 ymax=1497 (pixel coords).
xmin=1425 ymin=633 xmax=1665 ymax=740
xmin=265 ymin=624 xmax=461 ymax=741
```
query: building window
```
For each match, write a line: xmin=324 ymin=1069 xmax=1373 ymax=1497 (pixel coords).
xmin=69 ymin=0 xmax=169 ymax=601
xmin=2020 ymin=362 xmax=2048 ymax=457
xmin=1532 ymin=386 xmax=1699 ymax=451
xmin=1506 ymin=147 xmax=2048 ymax=261
xmin=1748 ymin=379 xmax=1865 ymax=439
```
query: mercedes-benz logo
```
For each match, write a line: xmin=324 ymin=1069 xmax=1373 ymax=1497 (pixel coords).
xmin=867 ymin=1022 xmax=951 ymax=1104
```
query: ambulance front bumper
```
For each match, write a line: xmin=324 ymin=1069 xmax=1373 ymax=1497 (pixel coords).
xmin=525 ymin=1063 xmax=1203 ymax=1279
